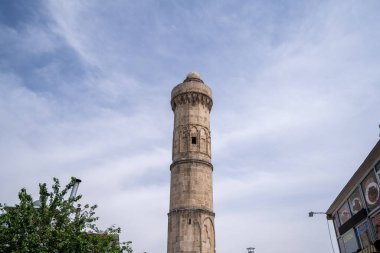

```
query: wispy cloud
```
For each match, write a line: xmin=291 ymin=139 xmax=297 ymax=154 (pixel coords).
xmin=1 ymin=0 xmax=380 ymax=252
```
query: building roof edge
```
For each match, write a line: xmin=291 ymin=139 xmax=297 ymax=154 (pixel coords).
xmin=326 ymin=139 xmax=380 ymax=217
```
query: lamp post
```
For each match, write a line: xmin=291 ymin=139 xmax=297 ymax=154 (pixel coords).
xmin=247 ymin=247 xmax=255 ymax=253
xmin=69 ymin=178 xmax=82 ymax=199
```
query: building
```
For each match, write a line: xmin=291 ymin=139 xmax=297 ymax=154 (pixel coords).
xmin=167 ymin=72 xmax=216 ymax=253
xmin=327 ymin=140 xmax=380 ymax=253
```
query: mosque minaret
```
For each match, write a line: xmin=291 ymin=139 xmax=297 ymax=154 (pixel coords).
xmin=167 ymin=72 xmax=215 ymax=253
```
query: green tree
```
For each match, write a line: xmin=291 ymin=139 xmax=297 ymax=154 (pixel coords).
xmin=0 ymin=177 xmax=132 ymax=253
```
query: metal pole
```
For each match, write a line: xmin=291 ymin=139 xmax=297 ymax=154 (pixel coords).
xmin=70 ymin=178 xmax=82 ymax=199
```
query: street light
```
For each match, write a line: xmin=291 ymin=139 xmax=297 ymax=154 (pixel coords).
xmin=32 ymin=178 xmax=82 ymax=207
xmin=69 ymin=178 xmax=82 ymax=199
xmin=308 ymin=211 xmax=326 ymax=217
xmin=247 ymin=247 xmax=255 ymax=253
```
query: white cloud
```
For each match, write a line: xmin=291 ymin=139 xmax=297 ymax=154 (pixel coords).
xmin=1 ymin=0 xmax=380 ymax=253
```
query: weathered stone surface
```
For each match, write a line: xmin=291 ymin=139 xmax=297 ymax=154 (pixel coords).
xmin=167 ymin=73 xmax=215 ymax=253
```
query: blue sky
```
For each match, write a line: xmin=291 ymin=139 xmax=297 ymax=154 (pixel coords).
xmin=1 ymin=0 xmax=380 ymax=252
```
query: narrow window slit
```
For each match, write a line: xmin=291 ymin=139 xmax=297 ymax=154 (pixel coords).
xmin=192 ymin=137 xmax=197 ymax=144
xmin=188 ymin=219 xmax=192 ymax=224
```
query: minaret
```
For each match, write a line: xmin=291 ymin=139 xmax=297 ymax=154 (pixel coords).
xmin=167 ymin=72 xmax=215 ymax=253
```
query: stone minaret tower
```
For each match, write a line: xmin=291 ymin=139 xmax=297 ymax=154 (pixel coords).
xmin=167 ymin=72 xmax=215 ymax=253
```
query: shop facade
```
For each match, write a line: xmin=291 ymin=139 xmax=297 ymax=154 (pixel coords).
xmin=327 ymin=140 xmax=380 ymax=253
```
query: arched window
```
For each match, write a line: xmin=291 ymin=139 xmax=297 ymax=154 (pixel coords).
xmin=180 ymin=127 xmax=189 ymax=153
xmin=190 ymin=127 xmax=198 ymax=151
xmin=200 ymin=128 xmax=207 ymax=154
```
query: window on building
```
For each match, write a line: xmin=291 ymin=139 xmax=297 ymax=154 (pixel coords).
xmin=356 ymin=220 xmax=372 ymax=249
xmin=192 ymin=137 xmax=197 ymax=144
xmin=342 ymin=229 xmax=360 ymax=253
xmin=334 ymin=214 xmax=341 ymax=237
xmin=371 ymin=213 xmax=380 ymax=240
xmin=349 ymin=187 xmax=364 ymax=215
xmin=361 ymin=170 xmax=380 ymax=212
xmin=338 ymin=202 xmax=352 ymax=225
xmin=375 ymin=161 xmax=380 ymax=181
xmin=375 ymin=160 xmax=380 ymax=172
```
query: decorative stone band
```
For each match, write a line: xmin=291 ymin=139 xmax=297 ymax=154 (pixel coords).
xmin=170 ymin=159 xmax=213 ymax=171
xmin=174 ymin=123 xmax=211 ymax=132
xmin=171 ymin=92 xmax=213 ymax=111
xmin=167 ymin=207 xmax=215 ymax=217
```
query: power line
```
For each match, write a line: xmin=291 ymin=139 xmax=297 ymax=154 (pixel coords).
xmin=326 ymin=219 xmax=336 ymax=253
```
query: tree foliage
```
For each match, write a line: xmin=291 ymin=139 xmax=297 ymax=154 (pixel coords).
xmin=0 ymin=178 xmax=132 ymax=253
